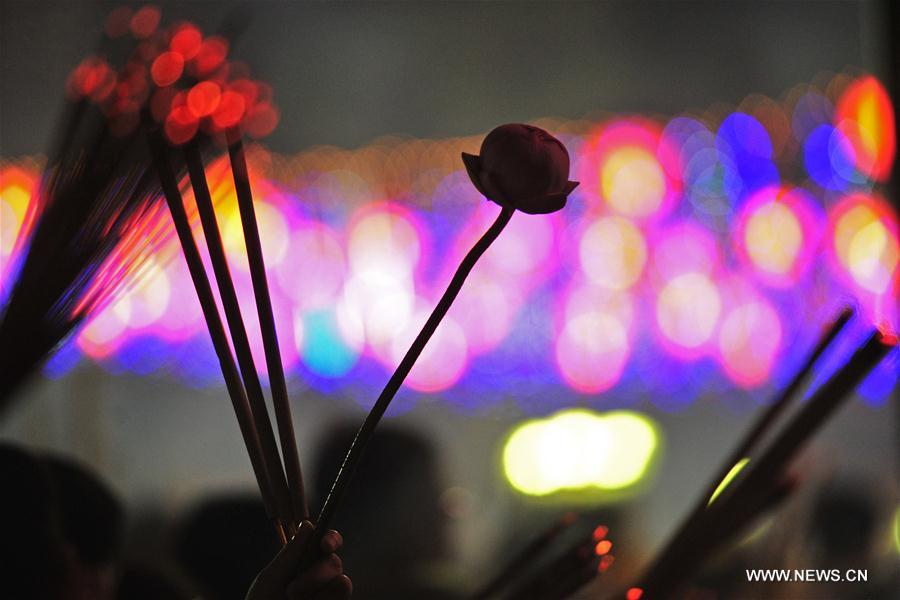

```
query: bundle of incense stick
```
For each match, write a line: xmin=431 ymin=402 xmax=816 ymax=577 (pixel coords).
xmin=148 ymin=128 xmax=303 ymax=540
xmin=626 ymin=310 xmax=896 ymax=598
xmin=104 ymin=8 xmax=307 ymax=538
xmin=0 ymin=16 xmax=176 ymax=408
xmin=0 ymin=5 xmax=305 ymax=540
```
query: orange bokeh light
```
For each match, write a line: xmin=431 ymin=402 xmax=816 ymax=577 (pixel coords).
xmin=835 ymin=76 xmax=896 ymax=182
xmin=594 ymin=539 xmax=613 ymax=556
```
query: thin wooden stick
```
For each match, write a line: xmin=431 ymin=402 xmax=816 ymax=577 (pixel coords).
xmin=183 ymin=139 xmax=295 ymax=529
xmin=306 ymin=205 xmax=515 ymax=563
xmin=227 ymin=130 xmax=308 ymax=522
xmin=146 ymin=130 xmax=286 ymax=541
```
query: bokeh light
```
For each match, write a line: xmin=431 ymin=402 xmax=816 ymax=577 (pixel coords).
xmin=715 ymin=112 xmax=779 ymax=203
xmin=581 ymin=119 xmax=681 ymax=220
xmin=579 ymin=216 xmax=647 ymax=290
xmin=3 ymin=71 xmax=896 ymax=409
xmin=656 ymin=272 xmax=721 ymax=355
xmin=834 ymin=76 xmax=895 ymax=182
xmin=734 ymin=186 xmax=823 ymax=286
xmin=829 ymin=193 xmax=898 ymax=295
xmin=718 ymin=299 xmax=782 ymax=387
xmin=502 ymin=409 xmax=659 ymax=496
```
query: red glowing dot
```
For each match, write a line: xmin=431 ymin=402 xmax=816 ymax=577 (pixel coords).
xmin=151 ymin=52 xmax=185 ymax=87
xmin=193 ymin=37 xmax=228 ymax=75
xmin=105 ymin=6 xmax=133 ymax=38
xmin=130 ymin=5 xmax=161 ymax=39
xmin=592 ymin=525 xmax=609 ymax=541
xmin=187 ymin=81 xmax=222 ymax=117
xmin=170 ymin=24 xmax=202 ymax=60
xmin=228 ymin=79 xmax=260 ymax=107
xmin=211 ymin=91 xmax=247 ymax=130
xmin=598 ymin=554 xmax=615 ymax=572
xmin=594 ymin=540 xmax=612 ymax=556
xmin=244 ymin=102 xmax=279 ymax=138
xmin=879 ymin=329 xmax=899 ymax=347
xmin=626 ymin=588 xmax=644 ymax=600
xmin=68 ymin=58 xmax=117 ymax=102
xmin=165 ymin=106 xmax=199 ymax=145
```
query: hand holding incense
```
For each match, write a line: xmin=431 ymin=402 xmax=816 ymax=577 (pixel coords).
xmin=309 ymin=124 xmax=579 ymax=558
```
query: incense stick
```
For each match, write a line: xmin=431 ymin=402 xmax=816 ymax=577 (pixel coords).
xmin=147 ymin=130 xmax=286 ymax=541
xmin=720 ymin=330 xmax=893 ymax=508
xmin=472 ymin=512 xmax=578 ymax=600
xmin=226 ymin=130 xmax=308 ymax=522
xmin=636 ymin=328 xmax=894 ymax=597
xmin=307 ymin=205 xmax=515 ymax=562
xmin=502 ymin=528 xmax=605 ymax=600
xmin=183 ymin=139 xmax=295 ymax=529
xmin=635 ymin=308 xmax=854 ymax=591
xmin=632 ymin=308 xmax=853 ymax=592
xmin=0 ymin=117 xmax=164 ymax=406
xmin=704 ymin=308 xmax=853 ymax=502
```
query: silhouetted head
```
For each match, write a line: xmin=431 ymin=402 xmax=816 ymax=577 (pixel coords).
xmin=312 ymin=423 xmax=453 ymax=598
xmin=175 ymin=494 xmax=280 ymax=600
xmin=0 ymin=443 xmax=67 ymax=600
xmin=809 ymin=481 xmax=878 ymax=560
xmin=41 ymin=453 xmax=124 ymax=600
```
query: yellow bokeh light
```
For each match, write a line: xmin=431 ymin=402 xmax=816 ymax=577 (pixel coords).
xmin=600 ymin=147 xmax=666 ymax=218
xmin=503 ymin=409 xmax=659 ymax=496
xmin=579 ymin=216 xmax=647 ymax=290
xmin=656 ymin=272 xmax=721 ymax=349
xmin=221 ymin=197 xmax=290 ymax=269
xmin=744 ymin=201 xmax=802 ymax=275
xmin=1 ymin=182 xmax=34 ymax=257
xmin=1 ymin=184 xmax=30 ymax=222
xmin=858 ymin=95 xmax=879 ymax=158
xmin=834 ymin=204 xmax=898 ymax=293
